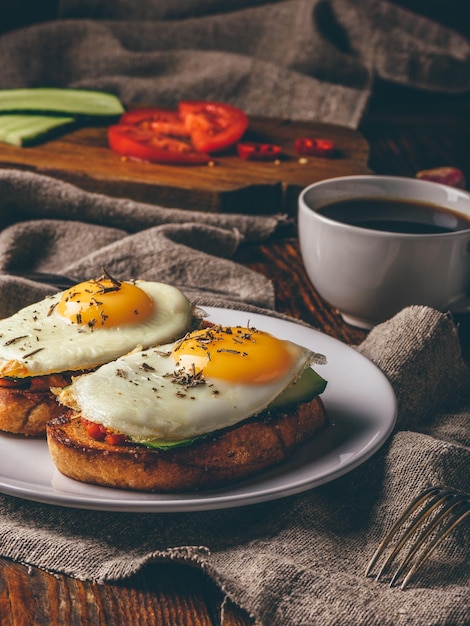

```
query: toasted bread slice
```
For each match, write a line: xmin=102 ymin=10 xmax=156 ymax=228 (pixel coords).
xmin=46 ymin=397 xmax=327 ymax=492
xmin=0 ymin=386 xmax=65 ymax=437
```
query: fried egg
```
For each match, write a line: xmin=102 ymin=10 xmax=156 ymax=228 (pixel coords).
xmin=0 ymin=277 xmax=194 ymax=378
xmin=59 ymin=325 xmax=316 ymax=442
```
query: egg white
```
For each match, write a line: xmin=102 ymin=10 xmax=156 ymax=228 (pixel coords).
xmin=62 ymin=336 xmax=315 ymax=441
xmin=0 ymin=281 xmax=194 ymax=377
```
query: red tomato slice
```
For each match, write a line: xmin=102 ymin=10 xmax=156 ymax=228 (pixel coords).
xmin=108 ymin=124 xmax=211 ymax=164
xmin=82 ymin=418 xmax=128 ymax=445
xmin=81 ymin=418 xmax=107 ymax=441
xmin=294 ymin=137 xmax=335 ymax=158
xmin=0 ymin=377 xmax=28 ymax=389
xmin=119 ymin=108 xmax=189 ymax=137
xmin=178 ymin=101 xmax=248 ymax=153
xmin=237 ymin=142 xmax=283 ymax=161
xmin=29 ymin=374 xmax=69 ymax=392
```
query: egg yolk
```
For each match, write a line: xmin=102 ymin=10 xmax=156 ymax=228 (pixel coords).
xmin=56 ymin=278 xmax=154 ymax=328
xmin=171 ymin=326 xmax=293 ymax=384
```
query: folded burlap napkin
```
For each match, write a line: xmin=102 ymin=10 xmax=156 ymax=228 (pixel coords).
xmin=0 ymin=168 xmax=291 ymax=316
xmin=1 ymin=0 xmax=469 ymax=129
xmin=0 ymin=168 xmax=468 ymax=624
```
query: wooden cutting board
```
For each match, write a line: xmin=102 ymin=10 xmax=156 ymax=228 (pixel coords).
xmin=0 ymin=116 xmax=371 ymax=214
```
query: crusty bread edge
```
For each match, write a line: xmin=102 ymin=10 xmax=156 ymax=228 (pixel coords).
xmin=0 ymin=388 xmax=64 ymax=437
xmin=46 ymin=397 xmax=327 ymax=492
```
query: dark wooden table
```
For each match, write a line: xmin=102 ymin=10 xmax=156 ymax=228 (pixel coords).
xmin=0 ymin=84 xmax=469 ymax=625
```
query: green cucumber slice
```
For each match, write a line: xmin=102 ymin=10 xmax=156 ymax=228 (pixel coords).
xmin=0 ymin=114 xmax=77 ymax=146
xmin=0 ymin=88 xmax=124 ymax=118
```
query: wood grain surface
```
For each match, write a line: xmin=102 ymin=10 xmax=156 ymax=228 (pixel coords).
xmin=0 ymin=116 xmax=370 ymax=214
xmin=0 ymin=84 xmax=469 ymax=626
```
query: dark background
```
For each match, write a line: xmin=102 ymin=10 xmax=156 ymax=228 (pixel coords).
xmin=0 ymin=1 xmax=468 ymax=39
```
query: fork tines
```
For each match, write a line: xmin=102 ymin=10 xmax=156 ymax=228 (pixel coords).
xmin=365 ymin=486 xmax=470 ymax=589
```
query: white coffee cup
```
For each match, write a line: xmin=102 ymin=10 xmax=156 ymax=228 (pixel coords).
xmin=298 ymin=175 xmax=470 ymax=329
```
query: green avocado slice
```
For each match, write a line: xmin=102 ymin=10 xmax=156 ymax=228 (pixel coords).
xmin=268 ymin=366 xmax=327 ymax=409
xmin=132 ymin=436 xmax=201 ymax=450
xmin=0 ymin=88 xmax=124 ymax=118
xmin=132 ymin=367 xmax=327 ymax=450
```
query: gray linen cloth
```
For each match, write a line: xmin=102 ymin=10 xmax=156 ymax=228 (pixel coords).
xmin=0 ymin=168 xmax=288 ymax=316
xmin=0 ymin=170 xmax=468 ymax=624
xmin=0 ymin=0 xmax=469 ymax=129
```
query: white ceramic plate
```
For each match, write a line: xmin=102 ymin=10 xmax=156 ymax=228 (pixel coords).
xmin=0 ymin=307 xmax=397 ymax=512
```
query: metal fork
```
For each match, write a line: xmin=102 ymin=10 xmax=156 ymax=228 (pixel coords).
xmin=365 ymin=486 xmax=470 ymax=589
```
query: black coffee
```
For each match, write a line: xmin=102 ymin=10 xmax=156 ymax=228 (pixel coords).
xmin=317 ymin=197 xmax=470 ymax=234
